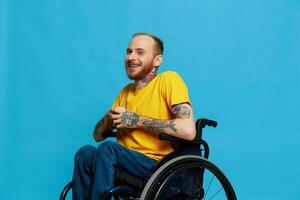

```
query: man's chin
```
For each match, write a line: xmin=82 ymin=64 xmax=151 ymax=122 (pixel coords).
xmin=127 ymin=73 xmax=143 ymax=81
xmin=127 ymin=73 xmax=137 ymax=80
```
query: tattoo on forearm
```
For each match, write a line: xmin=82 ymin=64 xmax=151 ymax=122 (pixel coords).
xmin=121 ymin=112 xmax=139 ymax=127
xmin=172 ymin=104 xmax=191 ymax=118
xmin=141 ymin=119 xmax=177 ymax=134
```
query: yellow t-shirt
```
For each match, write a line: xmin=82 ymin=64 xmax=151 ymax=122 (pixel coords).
xmin=112 ymin=71 xmax=191 ymax=161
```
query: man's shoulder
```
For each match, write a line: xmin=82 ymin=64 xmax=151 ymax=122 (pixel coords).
xmin=159 ymin=70 xmax=180 ymax=77
xmin=158 ymin=70 xmax=182 ymax=80
xmin=158 ymin=71 xmax=185 ymax=83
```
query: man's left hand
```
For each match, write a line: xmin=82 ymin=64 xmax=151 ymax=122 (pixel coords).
xmin=111 ymin=107 xmax=140 ymax=129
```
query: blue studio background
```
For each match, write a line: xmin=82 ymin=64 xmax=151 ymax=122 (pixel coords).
xmin=1 ymin=0 xmax=299 ymax=199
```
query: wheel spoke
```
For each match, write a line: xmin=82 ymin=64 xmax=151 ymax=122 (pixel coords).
xmin=208 ymin=188 xmax=224 ymax=200
xmin=204 ymin=174 xmax=214 ymax=199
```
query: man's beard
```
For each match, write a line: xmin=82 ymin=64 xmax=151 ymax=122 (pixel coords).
xmin=126 ymin=63 xmax=155 ymax=81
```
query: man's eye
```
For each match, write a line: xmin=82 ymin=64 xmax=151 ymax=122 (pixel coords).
xmin=126 ymin=49 xmax=132 ymax=55
xmin=137 ymin=51 xmax=144 ymax=55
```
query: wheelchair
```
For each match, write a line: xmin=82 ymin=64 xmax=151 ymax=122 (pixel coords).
xmin=60 ymin=118 xmax=237 ymax=200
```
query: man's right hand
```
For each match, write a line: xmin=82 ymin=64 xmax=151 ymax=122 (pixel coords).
xmin=93 ymin=109 xmax=118 ymax=142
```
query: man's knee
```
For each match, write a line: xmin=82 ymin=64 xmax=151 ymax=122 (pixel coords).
xmin=74 ymin=145 xmax=96 ymax=163
xmin=96 ymin=141 xmax=120 ymax=156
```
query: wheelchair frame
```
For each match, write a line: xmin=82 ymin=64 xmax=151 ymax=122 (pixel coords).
xmin=60 ymin=118 xmax=237 ymax=200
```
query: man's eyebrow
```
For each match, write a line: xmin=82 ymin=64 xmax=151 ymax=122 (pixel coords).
xmin=126 ymin=47 xmax=145 ymax=52
xmin=135 ymin=48 xmax=145 ymax=51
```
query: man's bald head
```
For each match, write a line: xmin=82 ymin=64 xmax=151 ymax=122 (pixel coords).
xmin=132 ymin=32 xmax=164 ymax=56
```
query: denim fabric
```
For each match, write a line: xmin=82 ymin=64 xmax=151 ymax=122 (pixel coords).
xmin=72 ymin=141 xmax=157 ymax=200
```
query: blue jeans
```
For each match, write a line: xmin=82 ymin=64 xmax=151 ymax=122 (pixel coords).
xmin=72 ymin=141 xmax=157 ymax=200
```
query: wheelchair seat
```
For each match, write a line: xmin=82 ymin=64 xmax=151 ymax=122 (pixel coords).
xmin=60 ymin=118 xmax=237 ymax=200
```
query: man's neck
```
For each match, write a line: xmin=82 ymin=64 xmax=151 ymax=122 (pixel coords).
xmin=133 ymin=70 xmax=157 ymax=90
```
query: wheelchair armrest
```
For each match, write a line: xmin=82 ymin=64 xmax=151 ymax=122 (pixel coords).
xmin=159 ymin=133 xmax=203 ymax=144
xmin=159 ymin=134 xmax=194 ymax=143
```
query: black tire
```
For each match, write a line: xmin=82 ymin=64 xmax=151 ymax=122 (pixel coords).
xmin=59 ymin=181 xmax=72 ymax=200
xmin=140 ymin=155 xmax=237 ymax=200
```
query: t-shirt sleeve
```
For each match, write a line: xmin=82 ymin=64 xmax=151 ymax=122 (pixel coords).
xmin=161 ymin=71 xmax=191 ymax=109
xmin=111 ymin=96 xmax=120 ymax=109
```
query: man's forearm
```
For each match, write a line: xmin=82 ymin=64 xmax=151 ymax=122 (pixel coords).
xmin=136 ymin=116 xmax=196 ymax=141
xmin=93 ymin=114 xmax=113 ymax=142
xmin=111 ymin=104 xmax=196 ymax=141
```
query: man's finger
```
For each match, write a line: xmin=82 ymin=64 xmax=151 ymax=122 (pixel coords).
xmin=111 ymin=114 xmax=121 ymax=120
xmin=111 ymin=109 xmax=120 ymax=114
xmin=116 ymin=124 xmax=123 ymax=129
xmin=113 ymin=119 xmax=121 ymax=124
xmin=113 ymin=107 xmax=126 ymax=113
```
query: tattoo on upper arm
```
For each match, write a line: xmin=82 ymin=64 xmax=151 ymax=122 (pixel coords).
xmin=172 ymin=104 xmax=191 ymax=118
xmin=142 ymin=119 xmax=177 ymax=134
xmin=121 ymin=112 xmax=139 ymax=127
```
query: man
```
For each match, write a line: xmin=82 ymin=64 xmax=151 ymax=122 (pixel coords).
xmin=72 ymin=33 xmax=196 ymax=200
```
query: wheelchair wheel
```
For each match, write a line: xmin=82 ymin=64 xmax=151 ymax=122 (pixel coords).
xmin=140 ymin=155 xmax=237 ymax=200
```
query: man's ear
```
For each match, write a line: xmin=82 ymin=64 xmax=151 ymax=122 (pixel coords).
xmin=154 ymin=55 xmax=163 ymax=67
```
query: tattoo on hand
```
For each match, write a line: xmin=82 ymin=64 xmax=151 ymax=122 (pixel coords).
xmin=142 ymin=119 xmax=177 ymax=134
xmin=173 ymin=104 xmax=191 ymax=118
xmin=121 ymin=112 xmax=139 ymax=128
